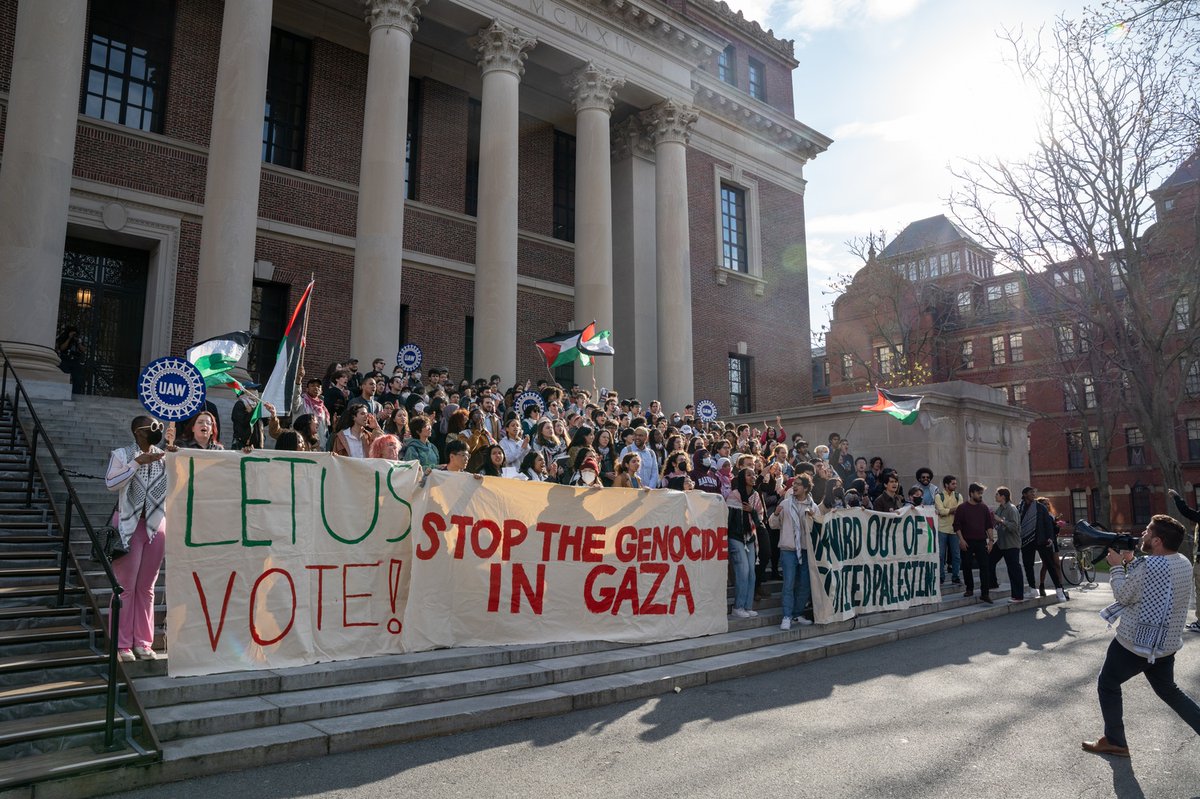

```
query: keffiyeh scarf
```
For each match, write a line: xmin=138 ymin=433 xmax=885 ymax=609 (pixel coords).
xmin=1100 ymin=557 xmax=1174 ymax=663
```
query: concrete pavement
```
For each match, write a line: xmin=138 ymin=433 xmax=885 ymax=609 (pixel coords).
xmin=105 ymin=577 xmax=1200 ymax=799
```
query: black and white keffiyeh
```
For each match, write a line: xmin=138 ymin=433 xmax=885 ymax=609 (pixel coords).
xmin=1101 ymin=557 xmax=1174 ymax=663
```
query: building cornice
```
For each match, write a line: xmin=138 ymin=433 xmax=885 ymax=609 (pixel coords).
xmin=583 ymin=0 xmax=725 ymax=64
xmin=691 ymin=72 xmax=832 ymax=163
xmin=683 ymin=0 xmax=795 ymax=62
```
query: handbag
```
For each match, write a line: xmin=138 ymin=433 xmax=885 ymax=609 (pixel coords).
xmin=99 ymin=504 xmax=127 ymax=562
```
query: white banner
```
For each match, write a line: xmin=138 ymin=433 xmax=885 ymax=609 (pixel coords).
xmin=165 ymin=451 xmax=419 ymax=677
xmin=808 ymin=505 xmax=942 ymax=624
xmin=401 ymin=470 xmax=730 ymax=651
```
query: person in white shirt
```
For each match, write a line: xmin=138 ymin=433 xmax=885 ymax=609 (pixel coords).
xmin=618 ymin=426 xmax=659 ymax=489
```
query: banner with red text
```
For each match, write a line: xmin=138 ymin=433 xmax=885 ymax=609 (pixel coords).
xmin=808 ymin=505 xmax=941 ymax=624
xmin=400 ymin=470 xmax=729 ymax=651
xmin=165 ymin=450 xmax=419 ymax=677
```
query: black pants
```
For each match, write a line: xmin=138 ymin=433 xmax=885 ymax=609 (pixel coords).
xmin=1098 ymin=639 xmax=1200 ymax=747
xmin=998 ymin=548 xmax=1024 ymax=599
xmin=987 ymin=545 xmax=1004 ymax=589
xmin=754 ymin=524 xmax=774 ymax=586
xmin=1024 ymin=541 xmax=1065 ymax=590
xmin=961 ymin=539 xmax=991 ymax=597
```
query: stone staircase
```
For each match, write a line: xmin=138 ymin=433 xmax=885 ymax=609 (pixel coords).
xmin=0 ymin=395 xmax=158 ymax=796
xmin=7 ymin=395 xmax=1062 ymax=799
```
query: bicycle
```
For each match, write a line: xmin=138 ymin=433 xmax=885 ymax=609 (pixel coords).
xmin=1057 ymin=536 xmax=1097 ymax=586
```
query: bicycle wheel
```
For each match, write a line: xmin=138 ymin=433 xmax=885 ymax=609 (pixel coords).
xmin=1060 ymin=553 xmax=1082 ymax=586
xmin=1080 ymin=549 xmax=1096 ymax=583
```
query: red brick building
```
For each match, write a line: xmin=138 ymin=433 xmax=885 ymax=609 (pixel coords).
xmin=825 ymin=154 xmax=1200 ymax=532
xmin=0 ymin=0 xmax=830 ymax=418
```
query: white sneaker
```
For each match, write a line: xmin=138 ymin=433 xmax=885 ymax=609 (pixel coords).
xmin=745 ymin=609 xmax=759 ymax=617
xmin=117 ymin=649 xmax=135 ymax=663
xmin=732 ymin=608 xmax=750 ymax=618
xmin=794 ymin=617 xmax=813 ymax=626
xmin=133 ymin=646 xmax=157 ymax=660
xmin=780 ymin=617 xmax=792 ymax=630
xmin=1056 ymin=588 xmax=1067 ymax=602
xmin=1185 ymin=621 xmax=1200 ymax=633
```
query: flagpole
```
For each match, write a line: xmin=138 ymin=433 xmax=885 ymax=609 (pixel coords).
xmin=295 ymin=276 xmax=314 ymax=395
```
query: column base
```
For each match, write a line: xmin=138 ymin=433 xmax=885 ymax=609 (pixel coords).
xmin=0 ymin=341 xmax=71 ymax=401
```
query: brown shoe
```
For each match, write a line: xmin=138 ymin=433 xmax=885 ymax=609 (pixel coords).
xmin=1082 ymin=737 xmax=1130 ymax=757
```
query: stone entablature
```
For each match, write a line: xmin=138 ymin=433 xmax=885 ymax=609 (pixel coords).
xmin=691 ymin=72 xmax=831 ymax=161
xmin=685 ymin=0 xmax=795 ymax=60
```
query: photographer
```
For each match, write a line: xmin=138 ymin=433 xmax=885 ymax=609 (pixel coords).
xmin=1082 ymin=515 xmax=1200 ymax=757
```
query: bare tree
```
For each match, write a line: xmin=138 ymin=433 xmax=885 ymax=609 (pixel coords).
xmin=952 ymin=7 xmax=1200 ymax=507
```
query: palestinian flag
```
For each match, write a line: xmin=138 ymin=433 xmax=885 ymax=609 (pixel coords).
xmin=861 ymin=387 xmax=923 ymax=425
xmin=261 ymin=280 xmax=314 ymax=418
xmin=580 ymin=327 xmax=614 ymax=358
xmin=535 ymin=322 xmax=597 ymax=369
xmin=186 ymin=331 xmax=250 ymax=388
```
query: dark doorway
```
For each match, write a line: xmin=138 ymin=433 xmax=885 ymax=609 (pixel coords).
xmin=57 ymin=237 xmax=148 ymax=397
xmin=248 ymin=281 xmax=288 ymax=389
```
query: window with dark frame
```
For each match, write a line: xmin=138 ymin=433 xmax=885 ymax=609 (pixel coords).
xmin=1126 ymin=427 xmax=1146 ymax=466
xmin=718 ymin=45 xmax=736 ymax=85
xmin=990 ymin=335 xmax=1006 ymax=365
xmin=729 ymin=354 xmax=752 ymax=415
xmin=960 ymin=339 xmax=974 ymax=369
xmin=399 ymin=304 xmax=409 ymax=347
xmin=1186 ymin=362 xmax=1200 ymax=398
xmin=405 ymin=77 xmax=420 ymax=201
xmin=1071 ymin=489 xmax=1089 ymax=524
xmin=841 ymin=354 xmax=853 ymax=381
xmin=552 ymin=130 xmax=576 ymax=243
xmin=748 ymin=58 xmax=765 ymax=100
xmin=1067 ymin=431 xmax=1084 ymax=469
xmin=1187 ymin=419 xmax=1200 ymax=461
xmin=82 ymin=0 xmax=175 ymax=134
xmin=720 ymin=183 xmax=748 ymax=272
xmin=1011 ymin=383 xmax=1026 ymax=405
xmin=247 ymin=281 xmax=288 ymax=388
xmin=1009 ymin=332 xmax=1023 ymax=362
xmin=1131 ymin=483 xmax=1151 ymax=525
xmin=464 ymin=98 xmax=481 ymax=215
xmin=262 ymin=28 xmax=312 ymax=170
xmin=463 ymin=316 xmax=474 ymax=382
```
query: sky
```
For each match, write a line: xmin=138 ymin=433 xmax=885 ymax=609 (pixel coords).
xmin=727 ymin=0 xmax=1091 ymax=340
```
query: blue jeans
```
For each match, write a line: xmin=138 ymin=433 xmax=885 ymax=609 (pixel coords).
xmin=728 ymin=537 xmax=757 ymax=611
xmin=780 ymin=548 xmax=812 ymax=619
xmin=1098 ymin=638 xmax=1200 ymax=747
xmin=939 ymin=532 xmax=961 ymax=580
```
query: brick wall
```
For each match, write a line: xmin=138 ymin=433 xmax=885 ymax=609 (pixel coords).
xmin=0 ymin=0 xmax=15 ymax=94
xmin=304 ymin=38 xmax=366 ymax=186
xmin=164 ymin=0 xmax=221 ymax=147
xmin=415 ymin=78 xmax=469 ymax=213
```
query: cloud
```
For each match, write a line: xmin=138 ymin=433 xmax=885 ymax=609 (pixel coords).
xmin=781 ymin=0 xmax=925 ymax=31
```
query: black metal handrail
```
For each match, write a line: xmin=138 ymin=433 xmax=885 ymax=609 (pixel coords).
xmin=0 ymin=344 xmax=124 ymax=749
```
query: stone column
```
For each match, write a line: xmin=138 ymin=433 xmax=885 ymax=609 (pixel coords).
xmin=351 ymin=0 xmax=427 ymax=363
xmin=610 ymin=117 xmax=657 ymax=400
xmin=641 ymin=100 xmax=698 ymax=416
xmin=566 ymin=63 xmax=623 ymax=391
xmin=193 ymin=0 xmax=273 ymax=343
xmin=0 ymin=1 xmax=88 ymax=397
xmin=470 ymin=21 xmax=535 ymax=386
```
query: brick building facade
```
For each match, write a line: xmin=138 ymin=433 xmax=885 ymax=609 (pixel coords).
xmin=0 ymin=0 xmax=830 ymax=417
xmin=824 ymin=154 xmax=1200 ymax=533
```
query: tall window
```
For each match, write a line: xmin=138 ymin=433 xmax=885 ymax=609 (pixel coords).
xmin=1083 ymin=376 xmax=1097 ymax=409
xmin=957 ymin=290 xmax=971 ymax=313
xmin=1126 ymin=427 xmax=1146 ymax=466
xmin=1187 ymin=419 xmax=1200 ymax=461
xmin=1009 ymin=332 xmax=1024 ymax=362
xmin=877 ymin=345 xmax=894 ymax=377
xmin=961 ymin=339 xmax=974 ymax=369
xmin=82 ymin=0 xmax=175 ymax=133
xmin=263 ymin=28 xmax=311 ymax=170
xmin=405 ymin=78 xmax=421 ymax=200
xmin=841 ymin=354 xmax=854 ymax=381
xmin=1012 ymin=384 xmax=1026 ymax=405
xmin=990 ymin=335 xmax=1006 ymax=365
xmin=248 ymin=281 xmax=288 ymax=388
xmin=1056 ymin=324 xmax=1075 ymax=355
xmin=1131 ymin=484 xmax=1152 ymax=524
xmin=1063 ymin=381 xmax=1079 ymax=412
xmin=720 ymin=184 xmax=748 ymax=272
xmin=987 ymin=284 xmax=1002 ymax=307
xmin=463 ymin=316 xmax=474 ymax=382
xmin=1187 ymin=362 xmax=1200 ymax=398
xmin=1067 ymin=432 xmax=1084 ymax=469
xmin=1071 ymin=489 xmax=1089 ymax=523
xmin=729 ymin=355 xmax=751 ymax=415
xmin=399 ymin=304 xmax=409 ymax=346
xmin=1175 ymin=296 xmax=1190 ymax=331
xmin=718 ymin=45 xmax=736 ymax=85
xmin=748 ymin=58 xmax=765 ymax=100
xmin=464 ymin=98 xmax=482 ymax=215
xmin=552 ymin=131 xmax=576 ymax=242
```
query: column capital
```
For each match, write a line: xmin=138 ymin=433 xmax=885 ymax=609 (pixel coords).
xmin=363 ymin=0 xmax=427 ymax=34
xmin=611 ymin=116 xmax=655 ymax=161
xmin=640 ymin=100 xmax=699 ymax=147
xmin=565 ymin=63 xmax=625 ymax=114
xmin=471 ymin=20 xmax=536 ymax=77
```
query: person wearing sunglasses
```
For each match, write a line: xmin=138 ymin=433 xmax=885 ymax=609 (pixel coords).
xmin=104 ymin=415 xmax=172 ymax=663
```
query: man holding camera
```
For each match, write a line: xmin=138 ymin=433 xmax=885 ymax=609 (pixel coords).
xmin=1082 ymin=514 xmax=1200 ymax=757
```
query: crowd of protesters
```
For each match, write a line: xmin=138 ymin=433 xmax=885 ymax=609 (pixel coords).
xmin=156 ymin=356 xmax=1077 ymax=630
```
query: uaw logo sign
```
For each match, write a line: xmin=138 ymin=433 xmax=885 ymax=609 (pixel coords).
xmin=695 ymin=399 xmax=718 ymax=423
xmin=396 ymin=343 xmax=423 ymax=373
xmin=138 ymin=357 xmax=207 ymax=422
